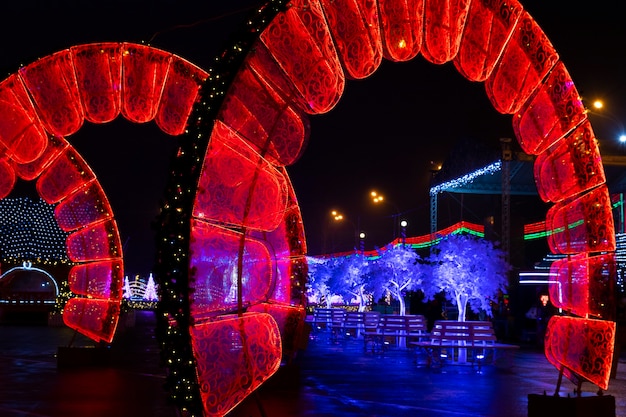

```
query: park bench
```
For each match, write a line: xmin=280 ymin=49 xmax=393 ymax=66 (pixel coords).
xmin=363 ymin=314 xmax=428 ymax=353
xmin=411 ymin=320 xmax=519 ymax=369
xmin=311 ymin=308 xmax=345 ymax=333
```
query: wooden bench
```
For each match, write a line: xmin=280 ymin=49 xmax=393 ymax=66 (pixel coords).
xmin=363 ymin=314 xmax=428 ymax=352
xmin=411 ymin=320 xmax=519 ymax=369
xmin=311 ymin=308 xmax=345 ymax=333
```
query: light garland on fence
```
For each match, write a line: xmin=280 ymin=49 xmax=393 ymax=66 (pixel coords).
xmin=429 ymin=161 xmax=501 ymax=196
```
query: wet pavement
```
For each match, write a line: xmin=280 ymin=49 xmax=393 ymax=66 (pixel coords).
xmin=1 ymin=310 xmax=625 ymax=417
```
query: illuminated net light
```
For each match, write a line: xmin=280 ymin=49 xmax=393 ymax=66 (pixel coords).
xmin=190 ymin=313 xmax=282 ymax=417
xmin=378 ymin=0 xmax=424 ymax=62
xmin=421 ymin=0 xmax=471 ymax=65
xmin=546 ymin=185 xmax=616 ymax=254
xmin=250 ymin=0 xmax=345 ymax=115
xmin=513 ymin=62 xmax=587 ymax=155
xmin=320 ymin=0 xmax=383 ymax=79
xmin=549 ymin=253 xmax=616 ymax=320
xmin=454 ymin=0 xmax=523 ymax=82
xmin=534 ymin=120 xmax=605 ymax=203
xmin=0 ymin=197 xmax=69 ymax=263
xmin=485 ymin=11 xmax=559 ymax=115
xmin=544 ymin=315 xmax=616 ymax=390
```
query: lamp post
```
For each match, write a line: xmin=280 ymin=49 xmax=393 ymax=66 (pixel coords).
xmin=331 ymin=210 xmax=364 ymax=252
xmin=400 ymin=220 xmax=408 ymax=246
xmin=370 ymin=190 xmax=402 ymax=242
xmin=587 ymin=99 xmax=626 ymax=144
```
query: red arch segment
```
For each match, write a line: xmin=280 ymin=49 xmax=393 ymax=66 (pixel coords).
xmin=454 ymin=0 xmax=523 ymax=82
xmin=379 ymin=0 xmax=424 ymax=62
xmin=0 ymin=158 xmax=16 ymax=199
xmin=421 ymin=0 xmax=470 ymax=65
xmin=549 ymin=253 xmax=615 ymax=320
xmin=320 ymin=0 xmax=383 ymax=79
xmin=190 ymin=313 xmax=282 ymax=417
xmin=255 ymin=0 xmax=345 ymax=115
xmin=513 ymin=62 xmax=587 ymax=156
xmin=485 ymin=11 xmax=559 ymax=115
xmin=534 ymin=120 xmax=605 ymax=203
xmin=545 ymin=316 xmax=616 ymax=390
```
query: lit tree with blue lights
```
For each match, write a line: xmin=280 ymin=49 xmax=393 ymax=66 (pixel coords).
xmin=423 ymin=233 xmax=510 ymax=322
xmin=306 ymin=256 xmax=336 ymax=308
xmin=327 ymin=253 xmax=371 ymax=312
xmin=367 ymin=244 xmax=422 ymax=316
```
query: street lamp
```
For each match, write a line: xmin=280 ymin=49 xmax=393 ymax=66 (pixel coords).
xmin=400 ymin=220 xmax=408 ymax=246
xmin=370 ymin=190 xmax=401 ymax=241
xmin=330 ymin=209 xmax=363 ymax=252
xmin=587 ymin=99 xmax=626 ymax=144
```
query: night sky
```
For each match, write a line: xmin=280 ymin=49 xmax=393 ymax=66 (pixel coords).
xmin=0 ymin=1 xmax=624 ymax=275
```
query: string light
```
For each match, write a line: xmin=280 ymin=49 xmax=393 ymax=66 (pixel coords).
xmin=429 ymin=161 xmax=501 ymax=196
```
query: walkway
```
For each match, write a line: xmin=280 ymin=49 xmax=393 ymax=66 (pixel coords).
xmin=1 ymin=310 xmax=624 ymax=417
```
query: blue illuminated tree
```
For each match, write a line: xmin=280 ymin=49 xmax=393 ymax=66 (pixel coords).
xmin=306 ymin=256 xmax=335 ymax=308
xmin=327 ymin=253 xmax=371 ymax=312
xmin=423 ymin=234 xmax=510 ymax=322
xmin=367 ymin=244 xmax=422 ymax=316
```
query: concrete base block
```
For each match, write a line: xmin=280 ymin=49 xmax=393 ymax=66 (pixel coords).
xmin=528 ymin=393 xmax=615 ymax=417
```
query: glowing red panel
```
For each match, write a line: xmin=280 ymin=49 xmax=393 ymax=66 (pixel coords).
xmin=66 ymin=219 xmax=123 ymax=262
xmin=454 ymin=0 xmax=522 ymax=81
xmin=156 ymin=56 xmax=208 ymax=136
xmin=121 ymin=43 xmax=172 ymax=123
xmin=252 ymin=0 xmax=345 ymax=114
xmin=13 ymin=134 xmax=68 ymax=181
xmin=193 ymin=121 xmax=288 ymax=232
xmin=70 ymin=43 xmax=122 ymax=124
xmin=249 ymin=171 xmax=307 ymax=305
xmin=218 ymin=66 xmax=309 ymax=167
xmin=248 ymin=303 xmax=306 ymax=362
xmin=36 ymin=147 xmax=96 ymax=204
xmin=190 ymin=313 xmax=282 ymax=417
xmin=189 ymin=220 xmax=272 ymax=317
xmin=485 ymin=12 xmax=559 ymax=114
xmin=320 ymin=0 xmax=383 ymax=79
xmin=63 ymin=298 xmax=120 ymax=343
xmin=534 ymin=120 xmax=605 ymax=203
xmin=68 ymin=259 xmax=124 ymax=299
xmin=544 ymin=315 xmax=615 ymax=390
xmin=513 ymin=62 xmax=587 ymax=155
xmin=18 ymin=49 xmax=84 ymax=137
xmin=54 ymin=180 xmax=114 ymax=232
xmin=0 ymin=158 xmax=16 ymax=199
xmin=0 ymin=75 xmax=48 ymax=164
xmin=421 ymin=0 xmax=471 ymax=65
xmin=377 ymin=0 xmax=424 ymax=62
xmin=549 ymin=253 xmax=616 ymax=320
xmin=546 ymin=185 xmax=615 ymax=254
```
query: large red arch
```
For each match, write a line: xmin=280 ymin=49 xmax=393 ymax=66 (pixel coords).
xmin=0 ymin=1 xmax=617 ymax=416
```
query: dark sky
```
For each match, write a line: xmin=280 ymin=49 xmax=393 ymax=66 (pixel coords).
xmin=0 ymin=1 xmax=624 ymax=274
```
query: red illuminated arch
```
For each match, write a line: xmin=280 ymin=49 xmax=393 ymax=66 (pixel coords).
xmin=0 ymin=42 xmax=210 ymax=343
xmin=0 ymin=1 xmax=617 ymax=416
xmin=189 ymin=0 xmax=615 ymax=414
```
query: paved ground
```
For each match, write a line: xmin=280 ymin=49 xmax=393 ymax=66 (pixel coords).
xmin=1 ymin=310 xmax=624 ymax=417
